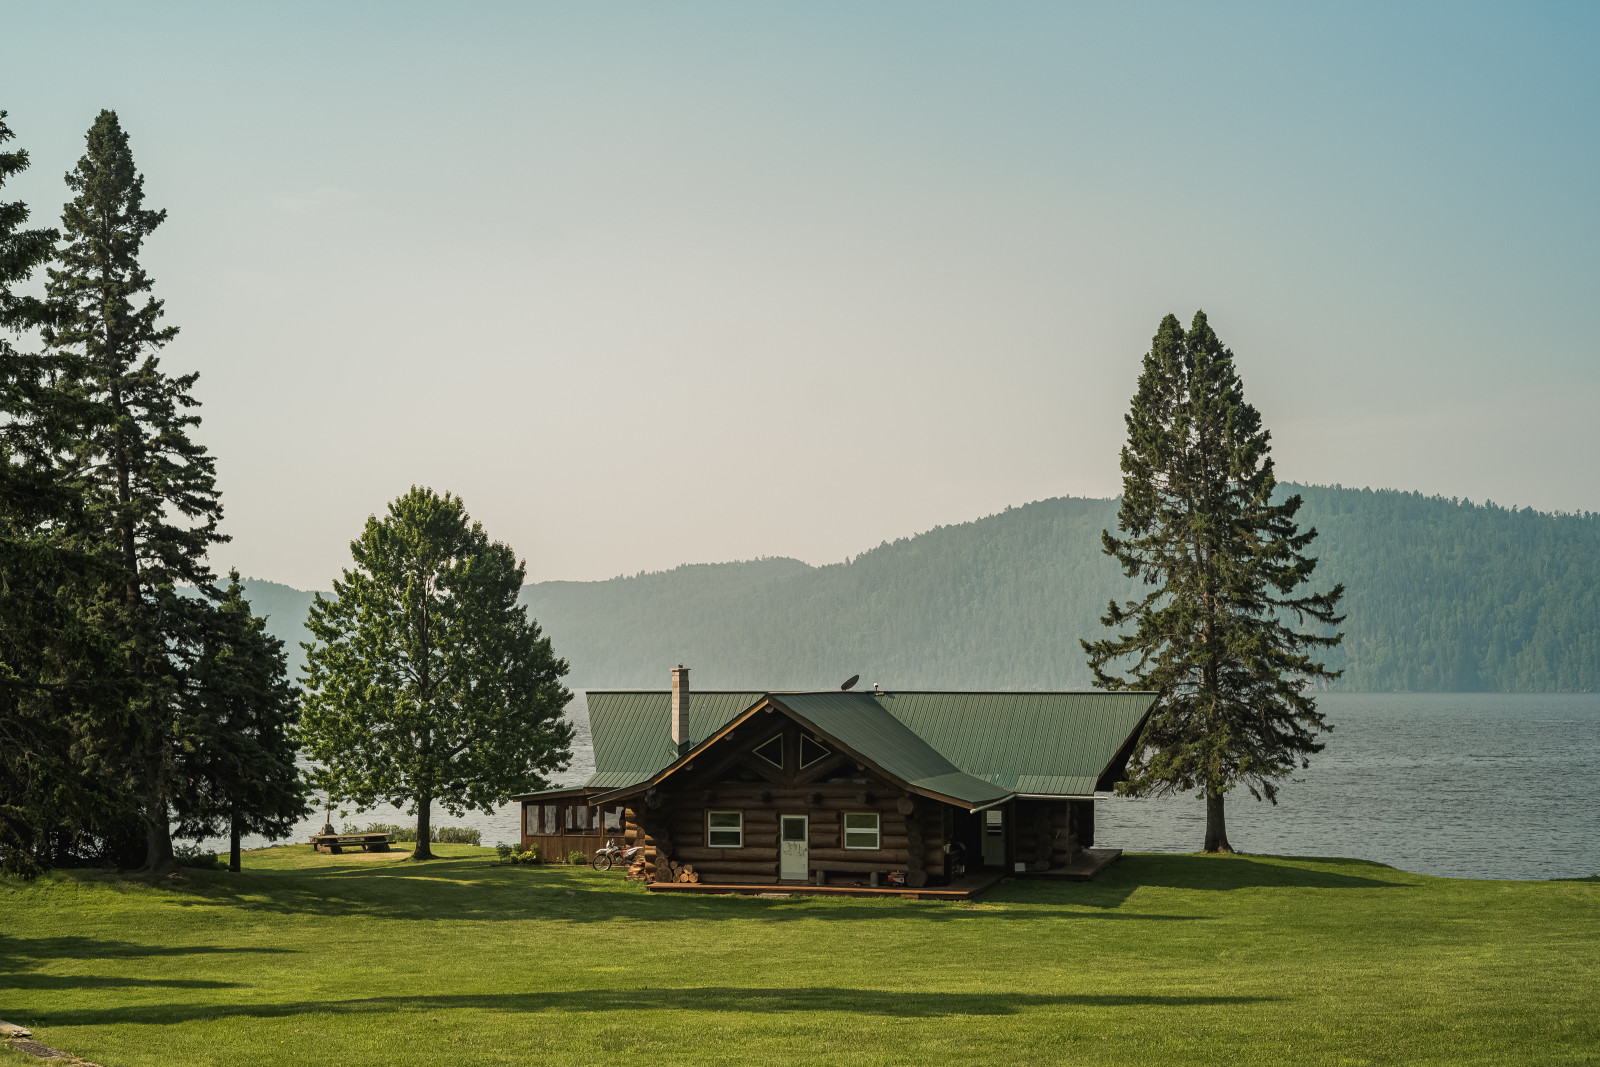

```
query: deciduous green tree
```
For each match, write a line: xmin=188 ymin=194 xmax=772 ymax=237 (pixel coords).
xmin=300 ymin=488 xmax=573 ymax=860
xmin=44 ymin=109 xmax=225 ymax=872
xmin=1084 ymin=311 xmax=1344 ymax=852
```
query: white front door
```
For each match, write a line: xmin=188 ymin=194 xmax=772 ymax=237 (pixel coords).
xmin=780 ymin=815 xmax=808 ymax=880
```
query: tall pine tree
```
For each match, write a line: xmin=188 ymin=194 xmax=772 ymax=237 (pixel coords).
xmin=1084 ymin=311 xmax=1344 ymax=852
xmin=0 ymin=110 xmax=129 ymax=875
xmin=0 ymin=109 xmax=69 ymax=875
xmin=44 ymin=110 xmax=226 ymax=872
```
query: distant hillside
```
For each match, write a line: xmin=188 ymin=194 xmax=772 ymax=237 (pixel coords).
xmin=230 ymin=579 xmax=318 ymax=676
xmin=241 ymin=484 xmax=1600 ymax=693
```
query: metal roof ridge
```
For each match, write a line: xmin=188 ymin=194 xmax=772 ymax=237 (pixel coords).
xmin=582 ymin=694 xmax=768 ymax=700
xmin=870 ymin=694 xmax=1158 ymax=700
xmin=584 ymin=688 xmax=1157 ymax=694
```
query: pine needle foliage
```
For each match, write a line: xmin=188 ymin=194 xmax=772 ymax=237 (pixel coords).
xmin=0 ymin=110 xmax=70 ymax=874
xmin=174 ymin=571 xmax=309 ymax=872
xmin=43 ymin=110 xmax=226 ymax=871
xmin=0 ymin=111 xmax=127 ymax=875
xmin=1083 ymin=311 xmax=1344 ymax=852
xmin=300 ymin=488 xmax=574 ymax=860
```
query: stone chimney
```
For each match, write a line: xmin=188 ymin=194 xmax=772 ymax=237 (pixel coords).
xmin=671 ymin=665 xmax=691 ymax=755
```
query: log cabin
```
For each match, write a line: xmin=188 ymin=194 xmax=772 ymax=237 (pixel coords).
xmin=515 ymin=667 xmax=1156 ymax=894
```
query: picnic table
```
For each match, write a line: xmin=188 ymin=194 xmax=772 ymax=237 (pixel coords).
xmin=310 ymin=832 xmax=396 ymax=854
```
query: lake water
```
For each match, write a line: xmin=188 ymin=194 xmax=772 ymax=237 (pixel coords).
xmin=255 ymin=693 xmax=1600 ymax=881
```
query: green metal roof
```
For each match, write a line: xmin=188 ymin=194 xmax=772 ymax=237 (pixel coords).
xmin=582 ymin=691 xmax=764 ymax=792
xmin=579 ymin=687 xmax=1153 ymax=804
xmin=771 ymin=693 xmax=1011 ymax=807
xmin=872 ymin=691 xmax=1157 ymax=796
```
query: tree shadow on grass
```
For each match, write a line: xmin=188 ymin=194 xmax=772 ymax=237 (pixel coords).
xmin=1 ymin=975 xmax=246 ymax=991
xmin=1032 ymin=853 xmax=1414 ymax=910
xmin=0 ymin=937 xmax=293 ymax=961
xmin=0 ymin=936 xmax=291 ymax=984
xmin=138 ymin=860 xmax=1210 ymax=925
xmin=33 ymin=986 xmax=1281 ymax=1028
xmin=36 ymin=852 xmax=1401 ymax=927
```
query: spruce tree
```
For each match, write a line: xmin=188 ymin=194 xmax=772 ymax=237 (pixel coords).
xmin=0 ymin=111 xmax=129 ymax=874
xmin=44 ymin=110 xmax=226 ymax=872
xmin=300 ymin=488 xmax=574 ymax=860
xmin=1084 ymin=311 xmax=1344 ymax=852
xmin=173 ymin=572 xmax=308 ymax=872
xmin=0 ymin=109 xmax=67 ymax=874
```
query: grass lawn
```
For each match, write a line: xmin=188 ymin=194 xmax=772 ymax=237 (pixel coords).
xmin=3 ymin=845 xmax=1597 ymax=1066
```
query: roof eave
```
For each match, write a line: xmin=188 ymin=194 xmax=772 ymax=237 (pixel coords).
xmin=1092 ymin=706 xmax=1155 ymax=792
xmin=766 ymin=695 xmax=1010 ymax=811
xmin=510 ymin=785 xmax=604 ymax=803
xmin=590 ymin=695 xmax=776 ymax=805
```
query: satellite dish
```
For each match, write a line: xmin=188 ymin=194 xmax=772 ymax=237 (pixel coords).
xmin=840 ymin=674 xmax=860 ymax=691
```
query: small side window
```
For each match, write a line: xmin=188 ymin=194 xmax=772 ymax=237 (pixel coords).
xmin=708 ymin=811 xmax=744 ymax=848
xmin=843 ymin=812 xmax=880 ymax=850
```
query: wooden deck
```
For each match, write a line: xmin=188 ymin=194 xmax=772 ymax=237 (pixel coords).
xmin=1020 ymin=846 xmax=1123 ymax=882
xmin=646 ymin=871 xmax=1008 ymax=901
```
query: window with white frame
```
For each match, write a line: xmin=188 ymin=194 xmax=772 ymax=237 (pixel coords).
xmin=707 ymin=811 xmax=744 ymax=848
xmin=843 ymin=811 xmax=880 ymax=850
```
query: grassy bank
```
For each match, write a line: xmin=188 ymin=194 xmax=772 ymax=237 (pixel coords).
xmin=3 ymin=846 xmax=1597 ymax=1066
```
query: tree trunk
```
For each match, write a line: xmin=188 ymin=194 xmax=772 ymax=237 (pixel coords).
xmin=1203 ymin=788 xmax=1234 ymax=854
xmin=229 ymin=808 xmax=242 ymax=873
xmin=413 ymin=794 xmax=434 ymax=859
xmin=141 ymin=738 xmax=176 ymax=873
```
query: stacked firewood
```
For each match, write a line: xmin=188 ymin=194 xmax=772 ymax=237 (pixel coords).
xmin=638 ymin=795 xmax=676 ymax=884
xmin=664 ymin=860 xmax=701 ymax=884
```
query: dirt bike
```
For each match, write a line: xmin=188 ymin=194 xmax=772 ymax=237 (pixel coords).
xmin=590 ymin=839 xmax=644 ymax=871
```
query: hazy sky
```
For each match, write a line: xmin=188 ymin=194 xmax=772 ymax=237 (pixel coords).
xmin=6 ymin=3 xmax=1597 ymax=588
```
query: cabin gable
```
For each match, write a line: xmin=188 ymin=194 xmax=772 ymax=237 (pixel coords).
xmin=612 ymin=704 xmax=956 ymax=887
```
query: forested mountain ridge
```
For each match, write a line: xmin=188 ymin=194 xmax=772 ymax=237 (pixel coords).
xmin=246 ymin=484 xmax=1600 ymax=693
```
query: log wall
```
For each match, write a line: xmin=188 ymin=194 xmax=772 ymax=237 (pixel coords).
xmin=1012 ymin=798 xmax=1095 ymax=872
xmin=626 ymin=779 xmax=949 ymax=887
